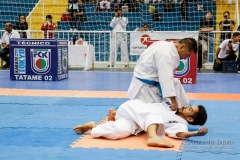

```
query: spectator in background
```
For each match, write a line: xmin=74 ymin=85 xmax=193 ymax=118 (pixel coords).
xmin=135 ymin=23 xmax=153 ymax=32
xmin=163 ymin=0 xmax=175 ymax=12
xmin=180 ymin=0 xmax=188 ymax=21
xmin=14 ymin=15 xmax=28 ymax=38
xmin=219 ymin=11 xmax=235 ymax=43
xmin=199 ymin=11 xmax=214 ymax=64
xmin=0 ymin=23 xmax=20 ymax=69
xmin=109 ymin=8 xmax=128 ymax=67
xmin=68 ymin=0 xmax=79 ymax=31
xmin=213 ymin=32 xmax=240 ymax=71
xmin=41 ymin=15 xmax=56 ymax=39
xmin=118 ymin=0 xmax=136 ymax=12
xmin=73 ymin=0 xmax=85 ymax=30
xmin=99 ymin=0 xmax=111 ymax=11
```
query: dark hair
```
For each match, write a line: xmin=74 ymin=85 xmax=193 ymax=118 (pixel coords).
xmin=189 ymin=105 xmax=207 ymax=126
xmin=178 ymin=38 xmax=198 ymax=53
xmin=223 ymin=11 xmax=230 ymax=15
xmin=206 ymin=10 xmax=212 ymax=14
xmin=18 ymin=15 xmax=25 ymax=21
xmin=232 ymin=32 xmax=240 ymax=38
xmin=46 ymin=15 xmax=52 ymax=19
xmin=143 ymin=23 xmax=148 ymax=27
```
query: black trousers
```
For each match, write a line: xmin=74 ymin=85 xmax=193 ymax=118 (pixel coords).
xmin=0 ymin=48 xmax=10 ymax=65
xmin=213 ymin=54 xmax=237 ymax=71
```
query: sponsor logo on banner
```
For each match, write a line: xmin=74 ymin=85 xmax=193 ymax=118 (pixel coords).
xmin=174 ymin=59 xmax=190 ymax=76
xmin=30 ymin=49 xmax=51 ymax=74
xmin=140 ymin=34 xmax=151 ymax=45
xmin=58 ymin=49 xmax=62 ymax=74
xmin=62 ymin=48 xmax=68 ymax=72
xmin=14 ymin=48 xmax=26 ymax=74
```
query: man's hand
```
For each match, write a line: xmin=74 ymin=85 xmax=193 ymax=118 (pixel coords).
xmin=169 ymin=97 xmax=178 ymax=111
xmin=2 ymin=44 xmax=9 ymax=48
xmin=195 ymin=126 xmax=208 ymax=136
xmin=176 ymin=126 xmax=208 ymax=139
xmin=227 ymin=43 xmax=232 ymax=48
xmin=216 ymin=58 xmax=221 ymax=64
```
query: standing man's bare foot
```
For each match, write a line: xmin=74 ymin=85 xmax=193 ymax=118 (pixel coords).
xmin=147 ymin=136 xmax=174 ymax=148
xmin=108 ymin=108 xmax=116 ymax=121
xmin=73 ymin=121 xmax=97 ymax=134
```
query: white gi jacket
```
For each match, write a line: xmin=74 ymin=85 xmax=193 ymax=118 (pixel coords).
xmin=109 ymin=16 xmax=128 ymax=65
xmin=127 ymin=41 xmax=189 ymax=106
xmin=91 ymin=100 xmax=188 ymax=139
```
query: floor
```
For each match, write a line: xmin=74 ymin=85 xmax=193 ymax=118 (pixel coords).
xmin=0 ymin=69 xmax=240 ymax=160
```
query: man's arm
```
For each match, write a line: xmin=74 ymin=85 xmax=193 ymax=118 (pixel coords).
xmin=110 ymin=13 xmax=118 ymax=28
xmin=230 ymin=20 xmax=235 ymax=31
xmin=169 ymin=97 xmax=178 ymax=111
xmin=176 ymin=126 xmax=208 ymax=139
xmin=200 ymin=27 xmax=214 ymax=32
xmin=119 ymin=17 xmax=128 ymax=28
xmin=215 ymin=47 xmax=221 ymax=64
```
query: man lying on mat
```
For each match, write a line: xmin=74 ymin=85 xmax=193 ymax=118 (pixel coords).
xmin=73 ymin=100 xmax=208 ymax=148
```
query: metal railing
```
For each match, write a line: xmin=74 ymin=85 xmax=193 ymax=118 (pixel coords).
xmin=1 ymin=30 xmax=239 ymax=69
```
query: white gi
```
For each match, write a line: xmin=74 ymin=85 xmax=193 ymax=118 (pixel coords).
xmin=127 ymin=41 xmax=189 ymax=107
xmin=91 ymin=100 xmax=188 ymax=140
xmin=217 ymin=39 xmax=239 ymax=59
xmin=109 ymin=16 xmax=128 ymax=66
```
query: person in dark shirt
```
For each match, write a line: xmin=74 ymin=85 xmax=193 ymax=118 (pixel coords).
xmin=69 ymin=0 xmax=85 ymax=31
xmin=14 ymin=15 xmax=28 ymax=38
xmin=219 ymin=11 xmax=235 ymax=43
xmin=180 ymin=0 xmax=188 ymax=21
xmin=199 ymin=11 xmax=214 ymax=64
xmin=163 ymin=0 xmax=175 ymax=12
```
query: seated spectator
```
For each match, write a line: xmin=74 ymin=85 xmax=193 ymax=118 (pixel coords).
xmin=213 ymin=32 xmax=240 ymax=71
xmin=180 ymin=0 xmax=188 ymax=21
xmin=41 ymin=15 xmax=56 ymax=39
xmin=0 ymin=23 xmax=20 ymax=69
xmin=99 ymin=0 xmax=111 ymax=11
xmin=163 ymin=0 xmax=175 ymax=12
xmin=119 ymin=0 xmax=136 ymax=12
xmin=219 ymin=11 xmax=235 ymax=43
xmin=73 ymin=0 xmax=85 ymax=30
xmin=197 ymin=2 xmax=203 ymax=11
xmin=14 ymin=15 xmax=28 ymax=38
xmin=135 ymin=23 xmax=153 ymax=32
xmin=68 ymin=0 xmax=79 ymax=30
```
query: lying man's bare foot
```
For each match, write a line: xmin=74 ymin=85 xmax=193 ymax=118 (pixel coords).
xmin=108 ymin=108 xmax=116 ymax=121
xmin=147 ymin=136 xmax=174 ymax=148
xmin=73 ymin=121 xmax=97 ymax=134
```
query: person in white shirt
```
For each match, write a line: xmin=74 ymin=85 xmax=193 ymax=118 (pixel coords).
xmin=109 ymin=8 xmax=128 ymax=67
xmin=213 ymin=32 xmax=240 ymax=71
xmin=99 ymin=0 xmax=111 ymax=10
xmin=0 ymin=23 xmax=20 ymax=69
xmin=73 ymin=100 xmax=208 ymax=148
xmin=134 ymin=23 xmax=154 ymax=32
xmin=127 ymin=38 xmax=197 ymax=111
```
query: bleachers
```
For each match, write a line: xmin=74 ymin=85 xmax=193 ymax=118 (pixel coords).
xmin=0 ymin=0 xmax=38 ymax=29
xmin=57 ymin=1 xmax=216 ymax=32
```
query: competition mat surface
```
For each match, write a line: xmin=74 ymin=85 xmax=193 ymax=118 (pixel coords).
xmin=0 ymin=70 xmax=240 ymax=160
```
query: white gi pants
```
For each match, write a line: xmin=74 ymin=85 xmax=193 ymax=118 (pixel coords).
xmin=110 ymin=33 xmax=128 ymax=66
xmin=91 ymin=101 xmax=165 ymax=140
xmin=127 ymin=76 xmax=189 ymax=107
